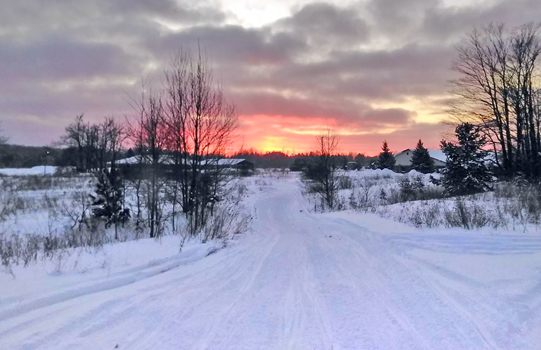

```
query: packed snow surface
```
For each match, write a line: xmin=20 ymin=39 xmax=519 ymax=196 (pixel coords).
xmin=2 ymin=177 xmax=541 ymax=349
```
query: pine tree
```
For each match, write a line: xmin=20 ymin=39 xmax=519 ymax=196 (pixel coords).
xmin=377 ymin=141 xmax=396 ymax=169
xmin=411 ymin=139 xmax=434 ymax=173
xmin=441 ymin=123 xmax=492 ymax=196
xmin=90 ymin=169 xmax=130 ymax=239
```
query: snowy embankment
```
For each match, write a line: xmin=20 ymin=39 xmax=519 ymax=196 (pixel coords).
xmin=1 ymin=174 xmax=541 ymax=349
xmin=0 ymin=166 xmax=57 ymax=176
xmin=0 ymin=236 xmax=213 ymax=320
xmin=313 ymin=168 xmax=541 ymax=232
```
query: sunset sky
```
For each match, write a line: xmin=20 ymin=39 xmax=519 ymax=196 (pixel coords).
xmin=2 ymin=0 xmax=541 ymax=155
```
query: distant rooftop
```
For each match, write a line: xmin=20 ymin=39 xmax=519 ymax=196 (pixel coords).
xmin=115 ymin=156 xmax=247 ymax=166
xmin=396 ymin=149 xmax=447 ymax=162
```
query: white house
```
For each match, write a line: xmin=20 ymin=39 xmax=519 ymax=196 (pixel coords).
xmin=394 ymin=149 xmax=446 ymax=171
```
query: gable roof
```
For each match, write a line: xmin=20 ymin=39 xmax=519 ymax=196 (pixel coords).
xmin=115 ymin=155 xmax=248 ymax=166
xmin=395 ymin=149 xmax=447 ymax=164
xmin=427 ymin=150 xmax=446 ymax=163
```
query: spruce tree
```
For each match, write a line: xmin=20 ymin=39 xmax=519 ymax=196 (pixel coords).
xmin=441 ymin=123 xmax=492 ymax=196
xmin=411 ymin=139 xmax=434 ymax=173
xmin=377 ymin=141 xmax=396 ymax=169
xmin=90 ymin=169 xmax=130 ymax=239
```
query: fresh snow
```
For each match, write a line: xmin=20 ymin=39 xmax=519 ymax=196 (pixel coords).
xmin=0 ymin=166 xmax=57 ymax=176
xmin=427 ymin=150 xmax=447 ymax=163
xmin=1 ymin=176 xmax=541 ymax=349
xmin=345 ymin=167 xmax=400 ymax=178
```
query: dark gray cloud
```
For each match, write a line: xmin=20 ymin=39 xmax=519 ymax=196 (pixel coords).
xmin=151 ymin=25 xmax=305 ymax=67
xmin=421 ymin=0 xmax=541 ymax=43
xmin=366 ymin=0 xmax=436 ymax=39
xmin=0 ymin=0 xmax=224 ymax=32
xmin=0 ymin=35 xmax=138 ymax=81
xmin=262 ymin=44 xmax=456 ymax=101
xmin=275 ymin=2 xmax=370 ymax=47
xmin=0 ymin=0 xmax=540 ymax=151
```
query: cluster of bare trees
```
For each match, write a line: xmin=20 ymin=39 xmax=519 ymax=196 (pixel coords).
xmin=451 ymin=23 xmax=541 ymax=178
xmin=128 ymin=50 xmax=238 ymax=237
xmin=58 ymin=49 xmax=238 ymax=239
xmin=62 ymin=115 xmax=125 ymax=172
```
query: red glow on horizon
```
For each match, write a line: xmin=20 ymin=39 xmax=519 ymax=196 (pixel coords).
xmin=234 ymin=114 xmax=448 ymax=157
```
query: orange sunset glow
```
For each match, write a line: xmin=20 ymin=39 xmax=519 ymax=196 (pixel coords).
xmin=1 ymin=0 xmax=532 ymax=156
xmin=236 ymin=109 xmax=449 ymax=156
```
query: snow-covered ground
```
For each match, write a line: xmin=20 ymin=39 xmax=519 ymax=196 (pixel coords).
xmin=0 ymin=166 xmax=57 ymax=176
xmin=1 ymin=175 xmax=541 ymax=349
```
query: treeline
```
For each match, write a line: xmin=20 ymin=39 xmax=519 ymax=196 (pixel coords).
xmin=0 ymin=144 xmax=63 ymax=168
xmin=0 ymin=119 xmax=127 ymax=170
xmin=0 ymin=137 xmax=378 ymax=171
xmin=61 ymin=115 xmax=125 ymax=173
xmin=233 ymin=149 xmax=375 ymax=170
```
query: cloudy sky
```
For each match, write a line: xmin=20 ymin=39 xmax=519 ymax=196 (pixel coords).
xmin=1 ymin=0 xmax=540 ymax=154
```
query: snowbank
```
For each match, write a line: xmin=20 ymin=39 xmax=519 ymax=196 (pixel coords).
xmin=348 ymin=168 xmax=400 ymax=178
xmin=0 ymin=165 xmax=57 ymax=176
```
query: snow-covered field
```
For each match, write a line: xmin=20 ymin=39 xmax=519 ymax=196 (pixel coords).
xmin=1 ymin=173 xmax=541 ymax=349
xmin=0 ymin=166 xmax=57 ymax=176
xmin=305 ymin=168 xmax=541 ymax=233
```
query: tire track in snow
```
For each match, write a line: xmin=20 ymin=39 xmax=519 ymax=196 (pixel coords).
xmin=328 ymin=218 xmax=507 ymax=349
xmin=0 ymin=250 xmax=209 ymax=324
xmin=3 ymin=178 xmax=540 ymax=350
xmin=125 ymin=194 xmax=283 ymax=350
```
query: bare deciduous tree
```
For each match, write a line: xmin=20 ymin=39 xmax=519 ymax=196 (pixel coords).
xmin=62 ymin=114 xmax=119 ymax=173
xmin=59 ymin=47 xmax=239 ymax=240
xmin=97 ymin=117 xmax=125 ymax=172
xmin=164 ymin=51 xmax=191 ymax=232
xmin=62 ymin=115 xmax=87 ymax=171
xmin=163 ymin=49 xmax=238 ymax=234
xmin=450 ymin=23 xmax=541 ymax=177
xmin=128 ymin=84 xmax=168 ymax=238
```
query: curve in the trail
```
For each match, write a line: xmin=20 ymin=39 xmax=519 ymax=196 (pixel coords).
xmin=1 ymin=179 xmax=539 ymax=350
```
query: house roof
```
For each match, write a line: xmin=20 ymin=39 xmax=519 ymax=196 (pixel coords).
xmin=427 ymin=150 xmax=446 ymax=163
xmin=215 ymin=159 xmax=246 ymax=166
xmin=115 ymin=156 xmax=248 ymax=166
xmin=395 ymin=149 xmax=447 ymax=164
xmin=116 ymin=155 xmax=144 ymax=164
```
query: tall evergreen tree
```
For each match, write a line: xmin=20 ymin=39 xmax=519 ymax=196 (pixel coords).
xmin=90 ymin=169 xmax=130 ymax=239
xmin=411 ymin=139 xmax=434 ymax=173
xmin=377 ymin=141 xmax=396 ymax=169
xmin=441 ymin=123 xmax=492 ymax=196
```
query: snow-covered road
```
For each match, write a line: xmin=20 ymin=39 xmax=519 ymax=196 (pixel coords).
xmin=2 ymin=179 xmax=541 ymax=349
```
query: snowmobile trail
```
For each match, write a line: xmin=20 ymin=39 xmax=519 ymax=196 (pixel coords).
xmin=1 ymin=179 xmax=540 ymax=349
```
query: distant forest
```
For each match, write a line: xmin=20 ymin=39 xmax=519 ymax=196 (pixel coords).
xmin=230 ymin=149 xmax=375 ymax=170
xmin=0 ymin=144 xmax=63 ymax=168
xmin=0 ymin=144 xmax=375 ymax=170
